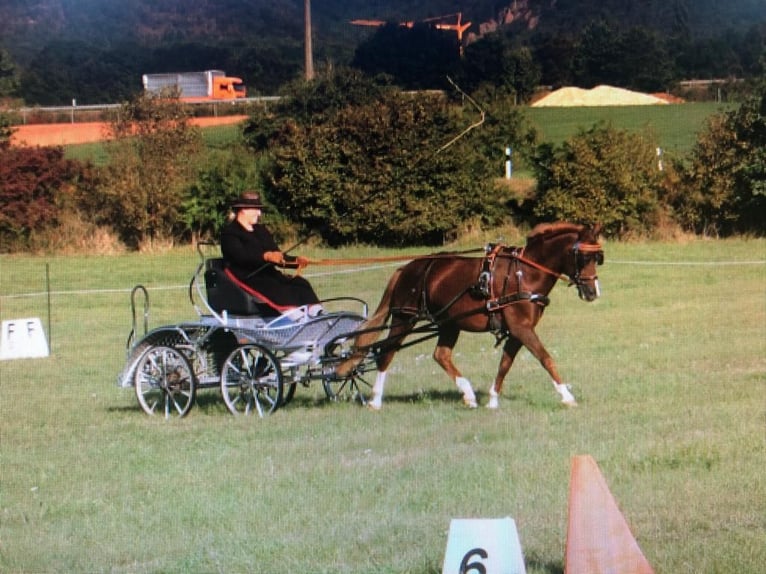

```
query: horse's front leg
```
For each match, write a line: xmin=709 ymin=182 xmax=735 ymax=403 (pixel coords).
xmin=509 ymin=325 xmax=577 ymax=406
xmin=487 ymin=337 xmax=523 ymax=409
xmin=433 ymin=328 xmax=477 ymax=408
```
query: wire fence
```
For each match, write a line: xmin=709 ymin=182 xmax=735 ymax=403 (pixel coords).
xmin=6 ymin=97 xmax=280 ymax=126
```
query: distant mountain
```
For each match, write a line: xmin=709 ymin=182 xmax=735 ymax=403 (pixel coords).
xmin=1 ymin=0 xmax=764 ymax=104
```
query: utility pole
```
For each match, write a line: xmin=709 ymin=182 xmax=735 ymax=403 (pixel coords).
xmin=304 ymin=0 xmax=314 ymax=80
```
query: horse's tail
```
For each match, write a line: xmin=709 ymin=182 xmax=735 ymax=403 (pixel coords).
xmin=336 ymin=267 xmax=402 ymax=377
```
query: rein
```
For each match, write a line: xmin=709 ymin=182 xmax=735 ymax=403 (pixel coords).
xmin=308 ymin=248 xmax=484 ymax=267
xmin=501 ymin=248 xmax=570 ymax=284
xmin=501 ymin=241 xmax=604 ymax=286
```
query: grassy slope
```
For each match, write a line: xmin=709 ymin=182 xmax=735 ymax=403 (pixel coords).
xmin=523 ymin=102 xmax=729 ymax=155
xmin=1 ymin=239 xmax=764 ymax=573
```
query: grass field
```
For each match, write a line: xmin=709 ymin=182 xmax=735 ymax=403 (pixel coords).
xmin=524 ymin=102 xmax=730 ymax=155
xmin=1 ymin=237 xmax=764 ymax=573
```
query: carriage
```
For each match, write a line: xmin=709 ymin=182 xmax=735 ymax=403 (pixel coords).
xmin=117 ymin=244 xmax=376 ymax=419
xmin=118 ymin=223 xmax=604 ymax=417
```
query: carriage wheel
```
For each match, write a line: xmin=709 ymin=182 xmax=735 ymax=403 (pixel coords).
xmin=221 ymin=344 xmax=283 ymax=417
xmin=323 ymin=374 xmax=371 ymax=405
xmin=282 ymin=381 xmax=297 ymax=406
xmin=322 ymin=337 xmax=372 ymax=405
xmin=134 ymin=345 xmax=196 ymax=419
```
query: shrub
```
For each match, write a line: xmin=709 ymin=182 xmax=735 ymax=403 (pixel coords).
xmin=0 ymin=146 xmax=95 ymax=252
xmin=672 ymin=88 xmax=766 ymax=235
xmin=181 ymin=145 xmax=265 ymax=242
xmin=531 ymin=123 xmax=665 ymax=238
xmin=244 ymin=69 xmax=533 ymax=246
xmin=93 ymin=91 xmax=202 ymax=249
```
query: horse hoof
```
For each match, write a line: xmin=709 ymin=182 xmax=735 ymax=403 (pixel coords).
xmin=562 ymin=399 xmax=578 ymax=407
xmin=463 ymin=398 xmax=478 ymax=409
xmin=486 ymin=400 xmax=499 ymax=410
xmin=367 ymin=402 xmax=382 ymax=412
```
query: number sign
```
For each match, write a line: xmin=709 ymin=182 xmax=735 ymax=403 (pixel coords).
xmin=442 ymin=517 xmax=526 ymax=574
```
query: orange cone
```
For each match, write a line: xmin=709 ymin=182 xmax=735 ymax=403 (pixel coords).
xmin=565 ymin=455 xmax=654 ymax=574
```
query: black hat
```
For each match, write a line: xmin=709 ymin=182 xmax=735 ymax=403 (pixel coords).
xmin=231 ymin=192 xmax=265 ymax=210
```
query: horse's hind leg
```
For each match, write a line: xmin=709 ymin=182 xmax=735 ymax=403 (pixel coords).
xmin=433 ymin=328 xmax=477 ymax=408
xmin=367 ymin=318 xmax=412 ymax=411
xmin=487 ymin=337 xmax=523 ymax=409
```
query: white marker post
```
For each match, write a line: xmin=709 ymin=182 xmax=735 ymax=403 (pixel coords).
xmin=442 ymin=517 xmax=526 ymax=574
xmin=0 ymin=318 xmax=50 ymax=360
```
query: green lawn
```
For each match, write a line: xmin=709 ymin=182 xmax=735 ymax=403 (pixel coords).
xmin=524 ymin=102 xmax=730 ymax=155
xmin=1 ymin=238 xmax=764 ymax=573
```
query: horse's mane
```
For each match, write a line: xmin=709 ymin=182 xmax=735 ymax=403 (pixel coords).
xmin=526 ymin=222 xmax=584 ymax=245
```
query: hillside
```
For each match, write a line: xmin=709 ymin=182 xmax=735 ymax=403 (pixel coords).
xmin=1 ymin=0 xmax=764 ymax=104
xmin=3 ymin=0 xmax=763 ymax=60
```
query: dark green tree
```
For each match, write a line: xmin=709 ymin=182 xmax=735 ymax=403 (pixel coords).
xmin=352 ymin=23 xmax=462 ymax=90
xmin=618 ymin=27 xmax=674 ymax=92
xmin=459 ymin=33 xmax=542 ymax=102
xmin=572 ymin=20 xmax=623 ymax=88
xmin=0 ymin=48 xmax=19 ymax=98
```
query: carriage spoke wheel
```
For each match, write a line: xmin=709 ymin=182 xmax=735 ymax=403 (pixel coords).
xmin=322 ymin=338 xmax=372 ymax=405
xmin=323 ymin=373 xmax=372 ymax=405
xmin=134 ymin=345 xmax=196 ymax=419
xmin=221 ymin=344 xmax=283 ymax=417
xmin=282 ymin=382 xmax=297 ymax=406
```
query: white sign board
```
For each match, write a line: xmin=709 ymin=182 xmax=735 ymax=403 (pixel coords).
xmin=0 ymin=318 xmax=50 ymax=360
xmin=442 ymin=517 xmax=526 ymax=574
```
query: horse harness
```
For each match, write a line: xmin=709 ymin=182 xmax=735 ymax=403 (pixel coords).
xmin=379 ymin=238 xmax=602 ymax=353
xmin=408 ymin=244 xmax=552 ymax=341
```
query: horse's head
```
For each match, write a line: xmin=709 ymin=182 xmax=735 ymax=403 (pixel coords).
xmin=569 ymin=224 xmax=604 ymax=302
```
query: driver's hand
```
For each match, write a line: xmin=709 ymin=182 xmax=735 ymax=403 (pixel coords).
xmin=295 ymin=256 xmax=310 ymax=269
xmin=263 ymin=251 xmax=284 ymax=265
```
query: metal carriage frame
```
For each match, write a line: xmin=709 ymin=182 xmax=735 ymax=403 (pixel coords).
xmin=117 ymin=245 xmax=377 ymax=419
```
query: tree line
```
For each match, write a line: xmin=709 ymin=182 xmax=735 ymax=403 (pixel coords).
xmin=1 ymin=70 xmax=764 ymax=253
xmin=0 ymin=17 xmax=764 ymax=106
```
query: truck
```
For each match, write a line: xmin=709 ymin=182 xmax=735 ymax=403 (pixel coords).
xmin=142 ymin=70 xmax=246 ymax=101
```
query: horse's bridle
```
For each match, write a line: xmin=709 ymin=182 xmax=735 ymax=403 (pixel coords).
xmin=508 ymin=241 xmax=604 ymax=289
xmin=571 ymin=241 xmax=604 ymax=285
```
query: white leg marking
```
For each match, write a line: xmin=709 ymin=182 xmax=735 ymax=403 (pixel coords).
xmin=487 ymin=387 xmax=499 ymax=409
xmin=553 ymin=381 xmax=577 ymax=406
xmin=456 ymin=376 xmax=478 ymax=408
xmin=368 ymin=371 xmax=387 ymax=410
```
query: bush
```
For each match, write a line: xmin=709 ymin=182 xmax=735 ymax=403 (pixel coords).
xmin=92 ymin=91 xmax=203 ymax=249
xmin=181 ymin=145 xmax=265 ymax=242
xmin=244 ymin=69 xmax=534 ymax=246
xmin=0 ymin=146 xmax=95 ymax=252
xmin=531 ymin=123 xmax=665 ymax=238
xmin=672 ymin=87 xmax=766 ymax=235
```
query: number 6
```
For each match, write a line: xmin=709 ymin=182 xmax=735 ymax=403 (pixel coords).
xmin=459 ymin=547 xmax=488 ymax=574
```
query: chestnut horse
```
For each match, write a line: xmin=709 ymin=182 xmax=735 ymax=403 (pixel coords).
xmin=336 ymin=222 xmax=604 ymax=409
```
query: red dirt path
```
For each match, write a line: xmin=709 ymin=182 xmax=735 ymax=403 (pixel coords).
xmin=10 ymin=115 xmax=248 ymax=147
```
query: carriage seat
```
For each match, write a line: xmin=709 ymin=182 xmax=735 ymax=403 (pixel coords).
xmin=204 ymin=258 xmax=294 ymax=317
